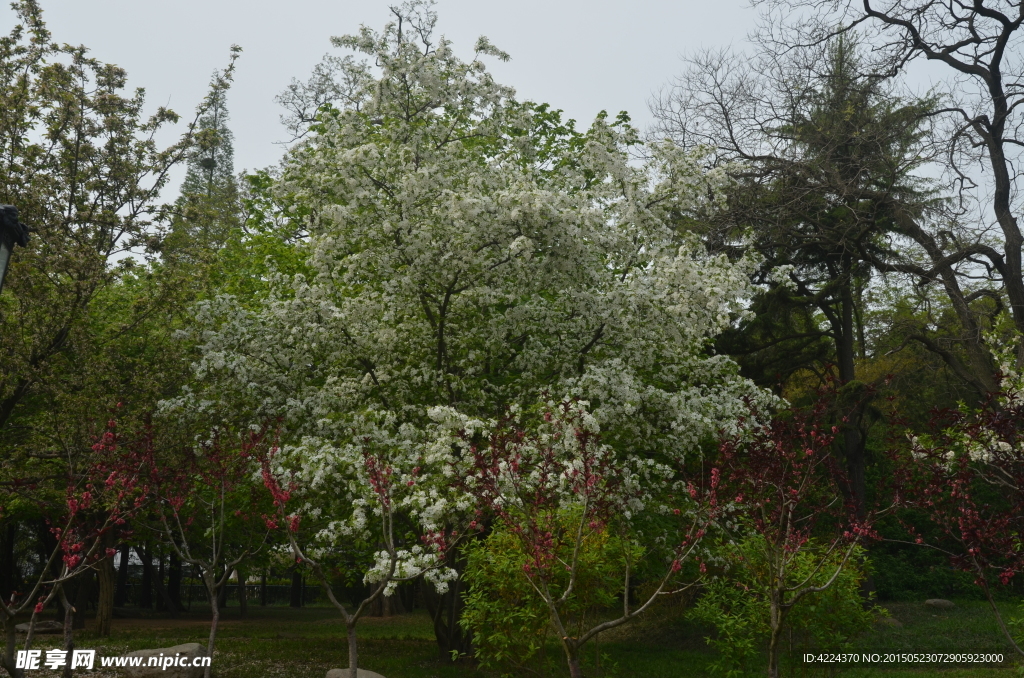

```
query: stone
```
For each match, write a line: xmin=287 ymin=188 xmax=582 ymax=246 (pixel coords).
xmin=924 ymin=598 xmax=956 ymax=610
xmin=877 ymin=617 xmax=903 ymax=628
xmin=122 ymin=643 xmax=207 ymax=678
xmin=14 ymin=620 xmax=63 ymax=634
xmin=326 ymin=670 xmax=387 ymax=678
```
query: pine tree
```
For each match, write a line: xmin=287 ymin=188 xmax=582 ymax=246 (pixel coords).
xmin=660 ymin=35 xmax=936 ymax=516
xmin=166 ymin=71 xmax=241 ymax=260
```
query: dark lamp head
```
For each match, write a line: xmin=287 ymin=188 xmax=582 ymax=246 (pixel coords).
xmin=0 ymin=206 xmax=29 ymax=248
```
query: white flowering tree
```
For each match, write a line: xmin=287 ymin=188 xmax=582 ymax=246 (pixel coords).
xmin=256 ymin=412 xmax=465 ymax=676
xmin=169 ymin=0 xmax=762 ymax=668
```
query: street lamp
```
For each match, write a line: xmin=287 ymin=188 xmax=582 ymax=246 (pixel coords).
xmin=0 ymin=205 xmax=29 ymax=294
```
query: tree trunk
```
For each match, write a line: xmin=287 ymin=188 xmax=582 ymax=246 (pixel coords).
xmin=152 ymin=562 xmax=180 ymax=616
xmin=95 ymin=552 xmax=115 ymax=636
xmin=113 ymin=543 xmax=130 ymax=607
xmin=0 ymin=523 xmax=16 ymax=605
xmin=767 ymin=589 xmax=787 ymax=678
xmin=217 ymin=568 xmax=228 ymax=609
xmin=36 ymin=521 xmax=59 ymax=614
xmin=767 ymin=630 xmax=782 ymax=678
xmin=72 ymin=569 xmax=93 ymax=630
xmin=837 ymin=276 xmax=868 ymax=518
xmin=565 ymin=646 xmax=584 ymax=678
xmin=138 ymin=546 xmax=152 ymax=609
xmin=421 ymin=577 xmax=473 ymax=656
xmin=346 ymin=622 xmax=358 ymax=678
xmin=3 ymin=614 xmax=24 ymax=678
xmin=156 ymin=551 xmax=165 ymax=612
xmin=404 ymin=579 xmax=416 ymax=612
xmin=289 ymin=568 xmax=302 ymax=608
xmin=185 ymin=564 xmax=194 ymax=611
xmin=139 ymin=545 xmax=178 ymax=614
xmin=237 ymin=568 xmax=247 ymax=615
xmin=59 ymin=586 xmax=75 ymax=678
xmin=369 ymin=582 xmax=406 ymax=617
xmin=204 ymin=584 xmax=219 ymax=678
xmin=168 ymin=552 xmax=182 ymax=610
xmin=260 ymin=571 xmax=267 ymax=607
xmin=421 ymin=547 xmax=473 ymax=657
xmin=390 ymin=586 xmax=406 ymax=615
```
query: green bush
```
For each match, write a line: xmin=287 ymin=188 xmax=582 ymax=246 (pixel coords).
xmin=691 ymin=538 xmax=879 ymax=677
xmin=460 ymin=529 xmax=549 ymax=673
xmin=460 ymin=512 xmax=639 ymax=675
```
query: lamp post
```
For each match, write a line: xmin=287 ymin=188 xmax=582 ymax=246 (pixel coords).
xmin=0 ymin=205 xmax=29 ymax=294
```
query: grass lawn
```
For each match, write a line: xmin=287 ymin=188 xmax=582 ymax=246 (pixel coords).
xmin=16 ymin=599 xmax=1024 ymax=677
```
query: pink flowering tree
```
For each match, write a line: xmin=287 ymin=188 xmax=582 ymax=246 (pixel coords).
xmin=431 ymin=399 xmax=720 ymax=678
xmin=0 ymin=418 xmax=145 ymax=678
xmin=105 ymin=422 xmax=275 ymax=678
xmin=712 ymin=392 xmax=890 ymax=678
xmin=256 ymin=413 xmax=464 ymax=678
xmin=898 ymin=379 xmax=1024 ymax=657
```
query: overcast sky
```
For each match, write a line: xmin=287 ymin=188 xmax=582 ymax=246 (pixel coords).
xmin=2 ymin=0 xmax=759 ymax=191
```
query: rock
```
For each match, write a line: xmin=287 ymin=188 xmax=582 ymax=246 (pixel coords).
xmin=123 ymin=643 xmax=207 ymax=678
xmin=14 ymin=620 xmax=63 ymax=634
xmin=924 ymin=598 xmax=956 ymax=610
xmin=326 ymin=670 xmax=386 ymax=678
xmin=877 ymin=617 xmax=903 ymax=628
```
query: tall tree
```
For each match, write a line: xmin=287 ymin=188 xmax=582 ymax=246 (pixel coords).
xmin=0 ymin=1 xmax=240 ymax=460
xmin=752 ymin=0 xmax=1024 ymax=396
xmin=166 ymin=70 xmax=241 ymax=261
xmin=653 ymin=36 xmax=934 ymax=513
xmin=0 ymin=0 xmax=240 ymax=646
xmin=170 ymin=0 xmax=763 ymax=665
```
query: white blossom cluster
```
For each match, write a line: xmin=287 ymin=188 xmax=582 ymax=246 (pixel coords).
xmin=990 ymin=329 xmax=1024 ymax=402
xmin=909 ymin=422 xmax=1019 ymax=468
xmin=429 ymin=399 xmax=680 ymax=525
xmin=364 ymin=546 xmax=458 ymax=595
xmin=905 ymin=327 xmax=1024 ymax=470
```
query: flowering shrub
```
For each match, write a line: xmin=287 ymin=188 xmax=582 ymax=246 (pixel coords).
xmin=900 ymin=376 xmax=1024 ymax=655
xmin=461 ymin=512 xmax=639 ymax=674
xmin=255 ymin=410 xmax=465 ymax=676
xmin=435 ymin=398 xmax=719 ymax=678
xmin=0 ymin=412 xmax=150 ymax=675
xmin=101 ymin=421 xmax=275 ymax=678
xmin=713 ymin=389 xmax=885 ymax=678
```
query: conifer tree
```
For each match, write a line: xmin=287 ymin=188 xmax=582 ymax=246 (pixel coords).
xmin=166 ymin=70 xmax=241 ymax=260
xmin=656 ymin=36 xmax=935 ymax=516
